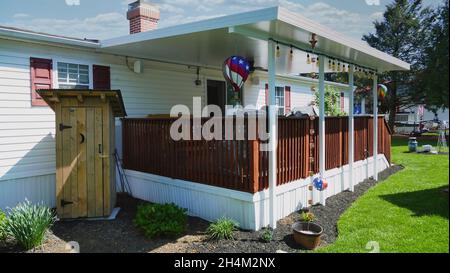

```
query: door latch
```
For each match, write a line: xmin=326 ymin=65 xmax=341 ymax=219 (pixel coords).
xmin=59 ymin=123 xmax=72 ymax=131
xmin=60 ymin=199 xmax=73 ymax=207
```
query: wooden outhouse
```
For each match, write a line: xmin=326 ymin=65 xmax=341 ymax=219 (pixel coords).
xmin=37 ymin=89 xmax=126 ymax=219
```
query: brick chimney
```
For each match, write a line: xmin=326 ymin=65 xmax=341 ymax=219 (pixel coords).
xmin=127 ymin=0 xmax=160 ymax=34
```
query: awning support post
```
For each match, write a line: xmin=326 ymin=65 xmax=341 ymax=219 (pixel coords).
xmin=268 ymin=39 xmax=277 ymax=228
xmin=318 ymin=55 xmax=326 ymax=205
xmin=348 ymin=65 xmax=355 ymax=192
xmin=372 ymin=74 xmax=378 ymax=181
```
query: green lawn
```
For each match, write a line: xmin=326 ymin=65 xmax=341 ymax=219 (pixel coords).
xmin=317 ymin=137 xmax=449 ymax=253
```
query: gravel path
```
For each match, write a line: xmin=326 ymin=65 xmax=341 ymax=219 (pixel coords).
xmin=0 ymin=165 xmax=402 ymax=253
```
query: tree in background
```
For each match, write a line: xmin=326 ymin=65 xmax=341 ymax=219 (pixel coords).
xmin=362 ymin=0 xmax=433 ymax=131
xmin=415 ymin=0 xmax=449 ymax=113
xmin=314 ymin=85 xmax=347 ymax=116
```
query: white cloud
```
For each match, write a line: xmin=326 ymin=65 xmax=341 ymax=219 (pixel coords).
xmin=4 ymin=0 xmax=379 ymax=41
xmin=370 ymin=11 xmax=384 ymax=22
xmin=12 ymin=13 xmax=29 ymax=19
xmin=65 ymin=0 xmax=80 ymax=6
xmin=159 ymin=3 xmax=185 ymax=13
xmin=9 ymin=12 xmax=128 ymax=40
xmin=295 ymin=2 xmax=379 ymax=39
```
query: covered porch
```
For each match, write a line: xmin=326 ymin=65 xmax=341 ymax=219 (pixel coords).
xmin=101 ymin=7 xmax=409 ymax=230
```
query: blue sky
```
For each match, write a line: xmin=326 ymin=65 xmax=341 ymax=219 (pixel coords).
xmin=0 ymin=0 xmax=441 ymax=40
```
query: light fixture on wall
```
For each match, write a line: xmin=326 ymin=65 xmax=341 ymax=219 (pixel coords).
xmin=133 ymin=60 xmax=143 ymax=73
xmin=276 ymin=42 xmax=281 ymax=58
xmin=195 ymin=67 xmax=202 ymax=86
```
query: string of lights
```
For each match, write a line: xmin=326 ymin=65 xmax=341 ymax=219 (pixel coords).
xmin=269 ymin=38 xmax=378 ymax=77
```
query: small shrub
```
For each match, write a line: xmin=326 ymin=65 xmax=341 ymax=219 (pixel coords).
xmin=206 ymin=217 xmax=238 ymax=241
xmin=300 ymin=211 xmax=315 ymax=222
xmin=5 ymin=200 xmax=56 ymax=250
xmin=134 ymin=203 xmax=187 ymax=238
xmin=0 ymin=210 xmax=7 ymax=241
xmin=259 ymin=226 xmax=273 ymax=243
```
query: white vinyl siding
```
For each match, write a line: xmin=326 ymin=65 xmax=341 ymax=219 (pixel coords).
xmin=242 ymin=73 xmax=350 ymax=113
xmin=0 ymin=38 xmax=206 ymax=183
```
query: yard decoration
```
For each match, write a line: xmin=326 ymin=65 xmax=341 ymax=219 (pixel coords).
xmin=292 ymin=211 xmax=323 ymax=250
xmin=223 ymin=56 xmax=251 ymax=94
xmin=377 ymin=84 xmax=388 ymax=100
xmin=313 ymin=177 xmax=328 ymax=191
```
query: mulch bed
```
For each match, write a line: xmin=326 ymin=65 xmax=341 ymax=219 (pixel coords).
xmin=188 ymin=164 xmax=404 ymax=253
xmin=0 ymin=165 xmax=402 ymax=253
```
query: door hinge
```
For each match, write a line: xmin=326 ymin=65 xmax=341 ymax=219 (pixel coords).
xmin=59 ymin=123 xmax=72 ymax=131
xmin=60 ymin=199 xmax=74 ymax=207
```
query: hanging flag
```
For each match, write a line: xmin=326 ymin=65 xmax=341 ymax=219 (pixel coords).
xmin=417 ymin=104 xmax=425 ymax=119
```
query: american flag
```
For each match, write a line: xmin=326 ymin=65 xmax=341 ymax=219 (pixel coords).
xmin=417 ymin=105 xmax=425 ymax=119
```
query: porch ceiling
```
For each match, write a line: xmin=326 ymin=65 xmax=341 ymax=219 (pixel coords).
xmin=100 ymin=6 xmax=410 ymax=74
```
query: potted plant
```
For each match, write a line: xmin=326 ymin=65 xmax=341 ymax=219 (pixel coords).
xmin=292 ymin=211 xmax=323 ymax=250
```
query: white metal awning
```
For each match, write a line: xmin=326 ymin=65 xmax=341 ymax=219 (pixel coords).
xmin=100 ymin=6 xmax=410 ymax=74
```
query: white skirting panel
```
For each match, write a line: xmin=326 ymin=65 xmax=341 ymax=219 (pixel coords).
xmin=0 ymin=174 xmax=56 ymax=211
xmin=124 ymin=170 xmax=257 ymax=230
xmin=124 ymin=154 xmax=390 ymax=231
xmin=254 ymin=155 xmax=390 ymax=230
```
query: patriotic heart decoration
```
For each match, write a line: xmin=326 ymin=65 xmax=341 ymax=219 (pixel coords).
xmin=377 ymin=84 xmax=388 ymax=100
xmin=313 ymin=177 xmax=328 ymax=191
xmin=223 ymin=56 xmax=251 ymax=93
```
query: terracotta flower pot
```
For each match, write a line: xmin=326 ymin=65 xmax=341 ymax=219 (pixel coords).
xmin=292 ymin=221 xmax=323 ymax=250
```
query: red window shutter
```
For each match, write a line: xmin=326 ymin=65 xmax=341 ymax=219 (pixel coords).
xmin=30 ymin=57 xmax=52 ymax=106
xmin=285 ymin=86 xmax=291 ymax=113
xmin=265 ymin=83 xmax=269 ymax=105
xmin=340 ymin=92 xmax=345 ymax=111
xmin=93 ymin=65 xmax=111 ymax=90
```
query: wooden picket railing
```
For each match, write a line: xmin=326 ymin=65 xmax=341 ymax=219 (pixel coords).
xmin=122 ymin=115 xmax=391 ymax=193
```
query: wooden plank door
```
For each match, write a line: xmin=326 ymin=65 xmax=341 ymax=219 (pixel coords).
xmin=59 ymin=107 xmax=103 ymax=218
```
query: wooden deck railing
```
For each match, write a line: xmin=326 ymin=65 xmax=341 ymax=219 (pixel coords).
xmin=122 ymin=115 xmax=391 ymax=193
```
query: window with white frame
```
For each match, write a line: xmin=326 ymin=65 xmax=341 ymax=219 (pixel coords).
xmin=275 ymin=86 xmax=285 ymax=115
xmin=57 ymin=62 xmax=89 ymax=89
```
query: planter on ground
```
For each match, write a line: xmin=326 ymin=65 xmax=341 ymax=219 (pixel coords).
xmin=292 ymin=221 xmax=323 ymax=250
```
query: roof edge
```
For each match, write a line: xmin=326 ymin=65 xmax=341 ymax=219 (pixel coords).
xmin=276 ymin=7 xmax=410 ymax=71
xmin=101 ymin=6 xmax=279 ymax=48
xmin=0 ymin=25 xmax=100 ymax=49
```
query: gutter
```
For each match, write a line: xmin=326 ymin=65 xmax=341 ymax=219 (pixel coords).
xmin=0 ymin=27 xmax=100 ymax=49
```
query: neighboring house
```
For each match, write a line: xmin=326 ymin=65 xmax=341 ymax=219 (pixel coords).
xmin=0 ymin=2 xmax=408 ymax=230
xmin=394 ymin=107 xmax=449 ymax=134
